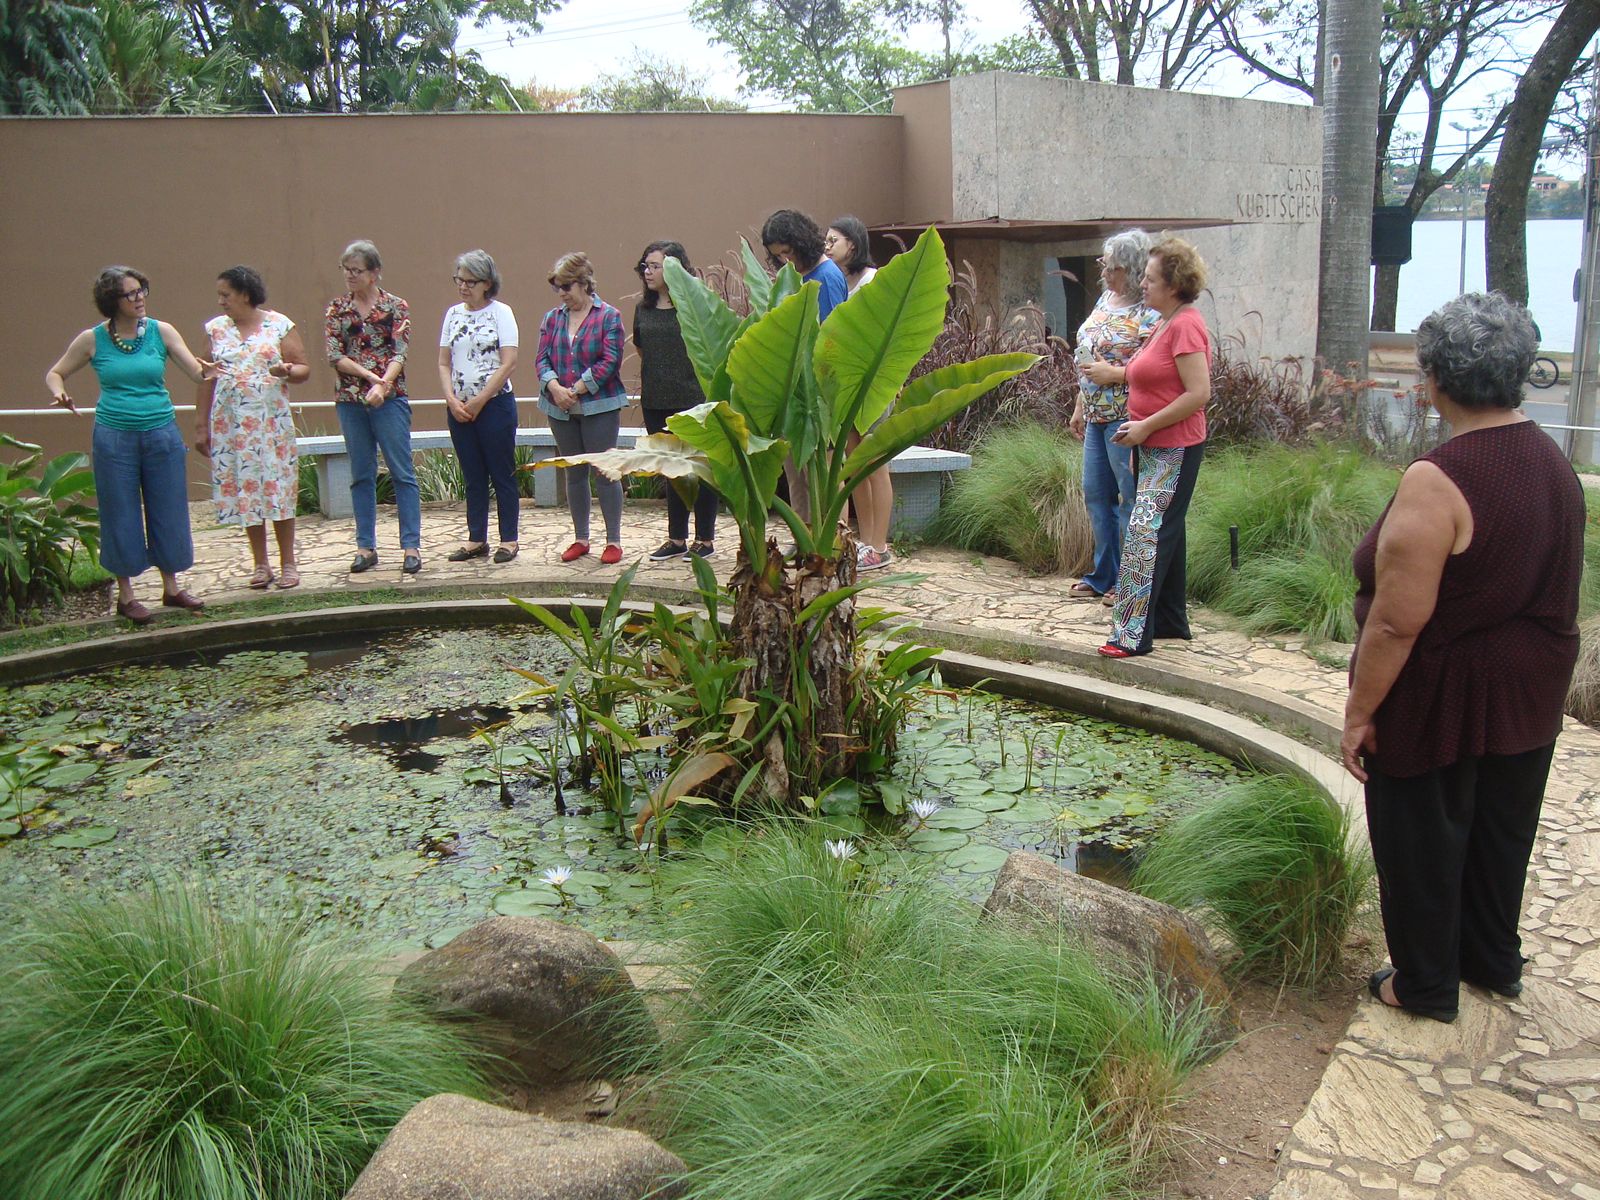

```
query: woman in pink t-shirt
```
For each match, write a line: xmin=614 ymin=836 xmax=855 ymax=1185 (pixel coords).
xmin=1098 ymin=235 xmax=1213 ymax=658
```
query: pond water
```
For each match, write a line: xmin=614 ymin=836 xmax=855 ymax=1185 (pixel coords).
xmin=0 ymin=627 xmax=1245 ymax=949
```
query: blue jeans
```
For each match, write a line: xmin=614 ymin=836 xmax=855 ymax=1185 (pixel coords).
xmin=337 ymin=397 xmax=420 ymax=551
xmin=91 ymin=419 xmax=194 ymax=578
xmin=448 ymin=391 xmax=519 ymax=544
xmin=1081 ymin=420 xmax=1137 ymax=594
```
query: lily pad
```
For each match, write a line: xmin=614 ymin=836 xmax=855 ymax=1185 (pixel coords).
xmin=906 ymin=829 xmax=969 ymax=852
xmin=963 ymin=791 xmax=1017 ymax=813
xmin=492 ymin=884 xmax=562 ymax=913
xmin=993 ymin=797 xmax=1060 ymax=823
xmin=47 ymin=826 xmax=118 ymax=849
xmin=945 ymin=843 xmax=1011 ymax=874
xmin=929 ymin=807 xmax=987 ymax=831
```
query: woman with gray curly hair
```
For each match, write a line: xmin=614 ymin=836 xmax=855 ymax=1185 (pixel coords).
xmin=1071 ymin=228 xmax=1157 ymax=603
xmin=1343 ymin=292 xmax=1584 ymax=1025
xmin=438 ymin=249 xmax=521 ymax=563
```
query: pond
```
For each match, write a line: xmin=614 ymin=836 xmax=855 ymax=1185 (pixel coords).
xmin=0 ymin=627 xmax=1245 ymax=949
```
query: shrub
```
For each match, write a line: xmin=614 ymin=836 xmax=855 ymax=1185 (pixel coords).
xmin=1567 ymin=611 xmax=1600 ymax=726
xmin=1188 ymin=443 xmax=1397 ymax=642
xmin=296 ymin=456 xmax=321 ymax=515
xmin=412 ymin=448 xmax=465 ymax=502
xmin=0 ymin=887 xmax=487 ymax=1200
xmin=915 ymin=262 xmax=1077 ymax=452
xmin=1206 ymin=335 xmax=1334 ymax=448
xmin=929 ymin=421 xmax=1093 ymax=575
xmin=630 ymin=827 xmax=1214 ymax=1199
xmin=1133 ymin=775 xmax=1373 ymax=989
xmin=0 ymin=434 xmax=100 ymax=624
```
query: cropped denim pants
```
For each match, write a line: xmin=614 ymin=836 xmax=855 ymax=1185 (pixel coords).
xmin=91 ymin=419 xmax=195 ymax=578
xmin=336 ymin=397 xmax=421 ymax=552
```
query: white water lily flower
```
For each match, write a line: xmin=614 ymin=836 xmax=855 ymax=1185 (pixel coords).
xmin=907 ymin=798 xmax=942 ymax=824
xmin=824 ymin=839 xmax=858 ymax=862
xmin=541 ymin=866 xmax=573 ymax=888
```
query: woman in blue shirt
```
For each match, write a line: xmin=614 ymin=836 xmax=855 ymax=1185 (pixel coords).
xmin=46 ymin=266 xmax=217 ymax=624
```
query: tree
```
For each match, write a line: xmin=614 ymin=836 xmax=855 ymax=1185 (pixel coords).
xmin=578 ymin=56 xmax=745 ymax=112
xmin=1022 ymin=0 xmax=1239 ymax=88
xmin=539 ymin=230 xmax=1035 ymax=798
xmin=1486 ymin=0 xmax=1600 ymax=304
xmin=93 ymin=0 xmax=242 ymax=113
xmin=1223 ymin=1 xmax=1558 ymax=331
xmin=689 ymin=0 xmax=963 ymax=112
xmin=0 ymin=0 xmax=103 ymax=114
xmin=1316 ymin=0 xmax=1381 ymax=376
xmin=165 ymin=0 xmax=565 ymax=113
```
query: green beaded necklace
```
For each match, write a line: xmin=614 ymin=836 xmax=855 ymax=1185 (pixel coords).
xmin=107 ymin=318 xmax=146 ymax=355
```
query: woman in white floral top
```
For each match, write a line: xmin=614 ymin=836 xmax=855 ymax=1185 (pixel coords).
xmin=196 ymin=265 xmax=310 ymax=589
xmin=1069 ymin=230 xmax=1158 ymax=603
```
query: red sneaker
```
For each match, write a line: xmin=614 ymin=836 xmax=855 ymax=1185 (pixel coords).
xmin=560 ymin=541 xmax=590 ymax=562
xmin=599 ymin=543 xmax=623 ymax=565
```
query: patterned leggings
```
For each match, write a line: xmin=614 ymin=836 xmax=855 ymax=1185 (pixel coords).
xmin=1109 ymin=443 xmax=1204 ymax=654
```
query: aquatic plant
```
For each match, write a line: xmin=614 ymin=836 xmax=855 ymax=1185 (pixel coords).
xmin=1132 ymin=774 xmax=1374 ymax=989
xmin=0 ymin=886 xmax=487 ymax=1200
xmin=627 ymin=826 xmax=1213 ymax=1199
xmin=536 ymin=228 xmax=1035 ymax=798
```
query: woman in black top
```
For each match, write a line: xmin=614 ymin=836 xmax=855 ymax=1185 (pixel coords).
xmin=634 ymin=240 xmax=719 ymax=561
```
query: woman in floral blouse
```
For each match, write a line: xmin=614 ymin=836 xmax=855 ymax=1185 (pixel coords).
xmin=196 ymin=265 xmax=309 ymax=589
xmin=537 ymin=251 xmax=626 ymax=564
xmin=325 ymin=239 xmax=421 ymax=575
xmin=1071 ymin=229 xmax=1157 ymax=605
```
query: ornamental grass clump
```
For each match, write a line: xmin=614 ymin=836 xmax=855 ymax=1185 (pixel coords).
xmin=1132 ymin=775 xmax=1374 ymax=990
xmin=0 ymin=887 xmax=488 ymax=1200
xmin=632 ymin=827 xmax=1213 ymax=1199
xmin=1187 ymin=443 xmax=1397 ymax=642
xmin=929 ymin=420 xmax=1094 ymax=575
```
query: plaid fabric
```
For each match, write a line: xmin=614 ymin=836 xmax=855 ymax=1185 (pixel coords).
xmin=536 ymin=298 xmax=626 ymax=402
xmin=324 ymin=290 xmax=410 ymax=404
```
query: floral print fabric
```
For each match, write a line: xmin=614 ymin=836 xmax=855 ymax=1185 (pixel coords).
xmin=324 ymin=290 xmax=410 ymax=404
xmin=204 ymin=311 xmax=300 ymax=526
xmin=1109 ymin=445 xmax=1186 ymax=648
xmin=1075 ymin=292 xmax=1158 ymax=424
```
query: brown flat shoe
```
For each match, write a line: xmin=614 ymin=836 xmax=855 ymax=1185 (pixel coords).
xmin=116 ymin=598 xmax=155 ymax=626
xmin=161 ymin=589 xmax=206 ymax=612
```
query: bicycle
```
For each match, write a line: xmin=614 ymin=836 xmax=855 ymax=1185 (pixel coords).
xmin=1529 ymin=357 xmax=1560 ymax=389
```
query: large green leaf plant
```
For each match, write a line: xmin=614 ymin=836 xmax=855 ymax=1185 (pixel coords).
xmin=536 ymin=226 xmax=1036 ymax=798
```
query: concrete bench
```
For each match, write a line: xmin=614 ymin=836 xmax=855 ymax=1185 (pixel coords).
xmin=296 ymin=427 xmax=969 ymax=537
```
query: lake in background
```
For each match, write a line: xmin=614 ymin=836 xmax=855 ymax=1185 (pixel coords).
xmin=1383 ymin=218 xmax=1580 ymax=352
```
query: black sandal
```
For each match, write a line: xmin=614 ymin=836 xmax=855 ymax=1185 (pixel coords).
xmin=1369 ymin=967 xmax=1458 ymax=1024
xmin=350 ymin=551 xmax=378 ymax=574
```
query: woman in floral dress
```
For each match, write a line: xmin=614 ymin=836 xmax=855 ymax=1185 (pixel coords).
xmin=196 ymin=265 xmax=310 ymax=588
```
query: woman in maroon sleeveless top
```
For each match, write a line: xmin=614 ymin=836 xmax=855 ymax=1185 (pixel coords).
xmin=1343 ymin=292 xmax=1584 ymax=1024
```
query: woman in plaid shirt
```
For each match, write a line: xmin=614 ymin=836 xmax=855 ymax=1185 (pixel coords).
xmin=537 ymin=251 xmax=627 ymax=563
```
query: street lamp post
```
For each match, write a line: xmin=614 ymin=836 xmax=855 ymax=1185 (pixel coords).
xmin=1451 ymin=121 xmax=1479 ymax=295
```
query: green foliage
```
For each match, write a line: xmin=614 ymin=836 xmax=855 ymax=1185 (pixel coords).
xmin=577 ymin=53 xmax=745 ymax=111
xmin=632 ymin=826 xmax=1214 ymax=1197
xmin=92 ymin=0 xmax=242 ymax=113
xmin=1187 ymin=443 xmax=1397 ymax=643
xmin=0 ymin=433 xmax=100 ymax=624
xmin=0 ymin=0 xmax=102 ymax=113
xmin=928 ymin=420 xmax=1093 ymax=575
xmin=0 ymin=886 xmax=486 ymax=1200
xmin=1133 ymin=774 xmax=1374 ymax=989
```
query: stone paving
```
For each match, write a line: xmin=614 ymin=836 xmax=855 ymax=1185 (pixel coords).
xmin=123 ymin=498 xmax=1599 ymax=1200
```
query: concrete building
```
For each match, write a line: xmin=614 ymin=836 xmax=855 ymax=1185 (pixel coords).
xmin=0 ymin=73 xmax=1319 ymax=467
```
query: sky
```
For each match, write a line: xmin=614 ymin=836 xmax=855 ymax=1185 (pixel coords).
xmin=461 ymin=0 xmax=1585 ymax=177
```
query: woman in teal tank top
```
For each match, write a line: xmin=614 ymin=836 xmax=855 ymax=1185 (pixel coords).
xmin=46 ymin=266 xmax=218 ymax=624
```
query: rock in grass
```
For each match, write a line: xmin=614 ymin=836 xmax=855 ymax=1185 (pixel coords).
xmin=982 ymin=850 xmax=1237 ymax=1041
xmin=344 ymin=1093 xmax=687 ymax=1200
xmin=399 ymin=918 xmax=659 ymax=1085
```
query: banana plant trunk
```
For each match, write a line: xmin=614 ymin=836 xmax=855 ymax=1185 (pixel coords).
xmin=729 ymin=540 xmax=859 ymax=801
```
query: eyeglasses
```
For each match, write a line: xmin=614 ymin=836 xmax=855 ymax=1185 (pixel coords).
xmin=342 ymin=265 xmax=370 ymax=276
xmin=552 ymin=282 xmax=580 ymax=293
xmin=119 ymin=286 xmax=150 ymax=301
xmin=452 ymin=276 xmax=485 ymax=286
xmin=823 ymin=235 xmax=841 ymax=247
xmin=639 ymin=261 xmax=665 ymax=273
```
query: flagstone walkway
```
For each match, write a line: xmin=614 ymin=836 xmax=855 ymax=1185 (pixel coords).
xmin=113 ymin=499 xmax=1600 ymax=1200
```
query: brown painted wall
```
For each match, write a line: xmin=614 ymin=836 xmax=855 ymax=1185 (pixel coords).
xmin=0 ymin=111 xmax=905 ymax=475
